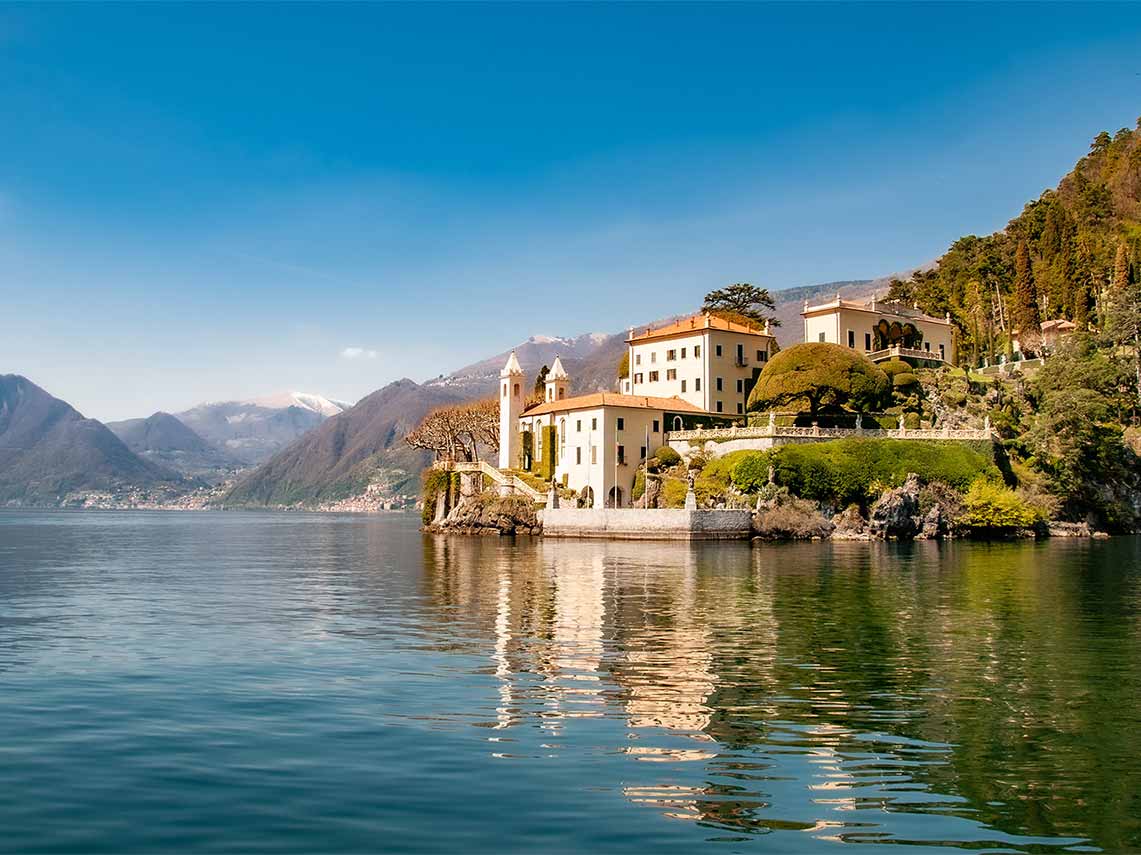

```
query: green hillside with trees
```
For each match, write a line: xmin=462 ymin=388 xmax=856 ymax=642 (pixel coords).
xmin=886 ymin=120 xmax=1141 ymax=366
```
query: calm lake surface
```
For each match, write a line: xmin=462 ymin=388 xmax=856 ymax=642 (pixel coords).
xmin=1 ymin=511 xmax=1139 ymax=853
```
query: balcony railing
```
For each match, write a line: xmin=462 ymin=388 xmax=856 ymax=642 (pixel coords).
xmin=865 ymin=345 xmax=945 ymax=363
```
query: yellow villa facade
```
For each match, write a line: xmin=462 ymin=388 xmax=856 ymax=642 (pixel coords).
xmin=802 ymin=296 xmax=957 ymax=366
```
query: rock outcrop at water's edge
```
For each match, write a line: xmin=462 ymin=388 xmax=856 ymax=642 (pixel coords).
xmin=868 ymin=474 xmax=923 ymax=540
xmin=428 ymin=492 xmax=542 ymax=536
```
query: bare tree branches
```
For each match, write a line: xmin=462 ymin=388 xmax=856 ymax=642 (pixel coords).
xmin=405 ymin=398 xmax=500 ymax=462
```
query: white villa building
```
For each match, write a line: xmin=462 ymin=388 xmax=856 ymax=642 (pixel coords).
xmin=802 ymin=295 xmax=956 ymax=366
xmin=498 ymin=313 xmax=778 ymax=508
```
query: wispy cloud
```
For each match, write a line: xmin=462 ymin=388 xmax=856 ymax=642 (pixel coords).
xmin=340 ymin=346 xmax=378 ymax=360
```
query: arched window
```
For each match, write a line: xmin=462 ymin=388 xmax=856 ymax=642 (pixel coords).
xmin=513 ymin=382 xmax=520 ymax=396
xmin=502 ymin=382 xmax=507 ymax=398
xmin=672 ymin=416 xmax=683 ymax=431
xmin=559 ymin=419 xmax=566 ymax=452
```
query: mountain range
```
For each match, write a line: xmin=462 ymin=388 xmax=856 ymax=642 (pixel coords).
xmin=0 ymin=375 xmax=182 ymax=505
xmin=173 ymin=392 xmax=351 ymax=465
xmin=106 ymin=412 xmax=242 ymax=481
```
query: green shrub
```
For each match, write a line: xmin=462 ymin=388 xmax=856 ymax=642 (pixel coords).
xmin=632 ymin=469 xmax=646 ymax=501
xmin=421 ymin=468 xmax=452 ymax=524
xmin=653 ymin=446 xmax=682 ymax=467
xmin=960 ymin=478 xmax=1046 ymax=532
xmin=728 ymin=452 xmax=772 ymax=493
xmin=537 ymin=425 xmax=557 ymax=480
xmin=661 ymin=477 xmax=688 ymax=508
xmin=760 ymin=438 xmax=1000 ymax=507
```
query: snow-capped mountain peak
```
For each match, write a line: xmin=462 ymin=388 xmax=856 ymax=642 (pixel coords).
xmin=246 ymin=392 xmax=350 ymax=417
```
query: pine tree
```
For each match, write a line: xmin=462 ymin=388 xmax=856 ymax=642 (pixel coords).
xmin=1011 ymin=240 xmax=1042 ymax=355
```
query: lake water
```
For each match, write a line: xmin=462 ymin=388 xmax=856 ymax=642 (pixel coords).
xmin=1 ymin=511 xmax=1138 ymax=853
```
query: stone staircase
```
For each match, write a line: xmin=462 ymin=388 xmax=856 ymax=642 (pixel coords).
xmin=435 ymin=460 xmax=545 ymax=503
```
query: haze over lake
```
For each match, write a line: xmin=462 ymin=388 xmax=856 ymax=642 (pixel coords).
xmin=1 ymin=511 xmax=1138 ymax=853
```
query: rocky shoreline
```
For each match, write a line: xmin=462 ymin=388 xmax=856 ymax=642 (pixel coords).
xmin=427 ymin=473 xmax=1109 ymax=541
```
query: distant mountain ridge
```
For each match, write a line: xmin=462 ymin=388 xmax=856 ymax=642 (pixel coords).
xmin=107 ymin=411 xmax=240 ymax=481
xmin=224 ymin=379 xmax=461 ymax=507
xmin=175 ymin=392 xmax=350 ymax=465
xmin=0 ymin=374 xmax=182 ymax=505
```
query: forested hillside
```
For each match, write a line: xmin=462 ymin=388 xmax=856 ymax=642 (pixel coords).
xmin=888 ymin=121 xmax=1141 ymax=364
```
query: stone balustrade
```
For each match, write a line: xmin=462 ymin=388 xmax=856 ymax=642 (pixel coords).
xmin=667 ymin=424 xmax=993 ymax=442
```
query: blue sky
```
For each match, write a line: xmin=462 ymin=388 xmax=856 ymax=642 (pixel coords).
xmin=1 ymin=3 xmax=1139 ymax=420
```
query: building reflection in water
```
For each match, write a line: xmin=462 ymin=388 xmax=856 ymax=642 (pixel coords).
xmin=419 ymin=534 xmax=1121 ymax=849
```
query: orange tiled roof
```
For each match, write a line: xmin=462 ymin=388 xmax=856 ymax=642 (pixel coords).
xmin=627 ymin=313 xmax=770 ymax=343
xmin=522 ymin=392 xmax=706 ymax=417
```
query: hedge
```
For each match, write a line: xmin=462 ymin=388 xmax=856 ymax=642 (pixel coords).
xmin=726 ymin=439 xmax=1001 ymax=507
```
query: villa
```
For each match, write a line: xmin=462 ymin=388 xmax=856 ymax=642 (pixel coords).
xmin=499 ymin=313 xmax=777 ymax=507
xmin=802 ymin=295 xmax=956 ymax=366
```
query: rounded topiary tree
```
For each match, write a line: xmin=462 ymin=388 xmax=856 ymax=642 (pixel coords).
xmin=880 ymin=359 xmax=919 ymax=389
xmin=747 ymin=342 xmax=890 ymax=416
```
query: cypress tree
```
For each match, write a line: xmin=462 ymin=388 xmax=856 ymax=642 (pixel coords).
xmin=1102 ymin=242 xmax=1136 ymax=345
xmin=1072 ymin=285 xmax=1089 ymax=331
xmin=1012 ymin=240 xmax=1042 ymax=355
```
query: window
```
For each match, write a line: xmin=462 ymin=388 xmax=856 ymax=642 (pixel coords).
xmin=616 ymin=417 xmax=624 ymax=431
xmin=652 ymin=420 xmax=660 ymax=433
xmin=694 ymin=345 xmax=701 ymax=357
xmin=634 ymin=373 xmax=643 ymax=384
xmin=591 ymin=418 xmax=597 ymax=430
xmin=672 ymin=416 xmax=683 ymax=431
xmin=576 ymin=447 xmax=582 ymax=464
xmin=635 ymin=354 xmax=641 ymax=365
xmin=865 ymin=332 xmax=872 ymax=350
xmin=651 ymin=352 xmax=657 ymax=363
xmin=502 ymin=382 xmax=507 ymax=398
xmin=925 ymin=342 xmax=931 ymax=352
xmin=736 ymin=344 xmax=744 ymax=364
xmin=559 ymin=419 xmax=566 ymax=451
xmin=847 ymin=330 xmax=855 ymax=348
xmin=514 ymin=382 xmax=521 ymax=395
xmin=716 ymin=401 xmax=723 ymax=413
xmin=737 ymin=403 xmax=743 ymax=414
xmin=818 ymin=332 xmax=826 ymax=343
xmin=576 ymin=419 xmax=582 ymax=432
xmin=666 ymin=369 xmax=677 ymax=381
xmin=759 ymin=350 xmax=767 ymax=362
xmin=715 ymin=344 xmax=723 ymax=357
xmin=591 ymin=446 xmax=597 ymax=464
xmin=617 ymin=445 xmax=626 ymax=465
xmin=736 ymin=379 xmax=743 ymax=394
xmin=680 ymin=380 xmax=687 ymax=392
xmin=939 ymin=343 xmax=946 ymax=360
xmin=649 ymin=370 xmax=659 ymax=382
xmin=716 ymin=377 xmax=723 ymax=392
xmin=666 ymin=349 xmax=677 ymax=361
xmin=695 ymin=378 xmax=701 ymax=391
xmin=681 ymin=347 xmax=687 ymax=359
xmin=640 ymin=445 xmax=646 ymax=460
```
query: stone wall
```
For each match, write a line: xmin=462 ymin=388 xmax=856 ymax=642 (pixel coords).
xmin=540 ymin=507 xmax=752 ymax=540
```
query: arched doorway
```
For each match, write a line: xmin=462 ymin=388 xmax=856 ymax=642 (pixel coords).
xmin=672 ymin=416 xmax=683 ymax=432
xmin=607 ymin=486 xmax=624 ymax=508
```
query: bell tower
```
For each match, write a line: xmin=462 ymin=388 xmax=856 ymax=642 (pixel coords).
xmin=545 ymin=355 xmax=569 ymax=402
xmin=498 ymin=351 xmax=524 ymax=470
